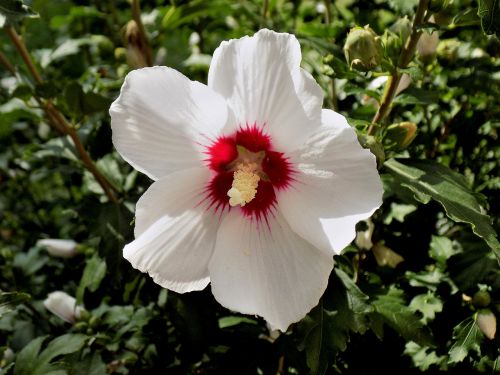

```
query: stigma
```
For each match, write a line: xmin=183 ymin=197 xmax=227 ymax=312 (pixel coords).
xmin=227 ymin=163 xmax=260 ymax=207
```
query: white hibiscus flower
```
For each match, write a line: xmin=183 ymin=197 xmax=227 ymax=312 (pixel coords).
xmin=110 ymin=29 xmax=383 ymax=331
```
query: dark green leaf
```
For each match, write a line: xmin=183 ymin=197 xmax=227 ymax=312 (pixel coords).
xmin=372 ymin=286 xmax=434 ymax=346
xmin=76 ymin=254 xmax=106 ymax=303
xmin=385 ymin=159 xmax=500 ymax=262
xmin=477 ymin=0 xmax=500 ymax=35
xmin=0 ymin=291 xmax=30 ymax=317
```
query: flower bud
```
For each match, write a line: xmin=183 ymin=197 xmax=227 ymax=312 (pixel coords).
xmin=390 ymin=16 xmax=412 ymax=42
xmin=385 ymin=122 xmax=417 ymax=150
xmin=372 ymin=242 xmax=404 ymax=268
xmin=37 ymin=239 xmax=78 ymax=258
xmin=472 ymin=290 xmax=491 ymax=308
xmin=381 ymin=30 xmax=403 ymax=66
xmin=344 ymin=26 xmax=382 ymax=71
xmin=476 ymin=309 xmax=496 ymax=340
xmin=417 ymin=31 xmax=439 ymax=60
xmin=43 ymin=291 xmax=84 ymax=323
xmin=126 ymin=20 xmax=148 ymax=69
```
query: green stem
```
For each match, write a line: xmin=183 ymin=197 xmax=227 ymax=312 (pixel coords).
xmin=368 ymin=0 xmax=429 ymax=135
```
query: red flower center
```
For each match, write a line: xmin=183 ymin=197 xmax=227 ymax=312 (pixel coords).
xmin=205 ymin=124 xmax=294 ymax=220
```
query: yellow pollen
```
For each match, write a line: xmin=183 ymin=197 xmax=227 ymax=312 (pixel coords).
xmin=227 ymin=163 xmax=260 ymax=207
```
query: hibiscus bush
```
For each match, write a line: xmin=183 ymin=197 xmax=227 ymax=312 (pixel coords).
xmin=1 ymin=0 xmax=499 ymax=374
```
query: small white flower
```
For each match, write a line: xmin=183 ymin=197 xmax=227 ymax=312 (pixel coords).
xmin=37 ymin=239 xmax=78 ymax=258
xmin=110 ymin=29 xmax=383 ymax=331
xmin=43 ymin=291 xmax=84 ymax=323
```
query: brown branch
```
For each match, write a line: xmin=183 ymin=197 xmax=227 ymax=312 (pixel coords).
xmin=368 ymin=0 xmax=429 ymax=135
xmin=5 ymin=26 xmax=42 ymax=83
xmin=0 ymin=50 xmax=16 ymax=75
xmin=4 ymin=26 xmax=119 ymax=203
xmin=130 ymin=0 xmax=153 ymax=66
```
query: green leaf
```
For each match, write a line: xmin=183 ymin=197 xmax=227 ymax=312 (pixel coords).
xmin=448 ymin=318 xmax=483 ymax=363
xmin=14 ymin=336 xmax=47 ymax=375
xmin=383 ymin=202 xmax=417 ymax=224
xmin=76 ymin=254 xmax=106 ymax=303
xmin=0 ymin=291 xmax=30 ymax=317
xmin=371 ymin=286 xmax=434 ymax=346
xmin=14 ymin=334 xmax=86 ymax=375
xmin=218 ymin=316 xmax=258 ymax=329
xmin=297 ymin=302 xmax=330 ymax=375
xmin=404 ymin=341 xmax=448 ymax=371
xmin=35 ymin=334 xmax=88 ymax=369
xmin=384 ymin=159 xmax=500 ymax=262
xmin=429 ymin=235 xmax=459 ymax=264
xmin=409 ymin=292 xmax=443 ymax=324
xmin=299 ymin=269 xmax=373 ymax=374
xmin=477 ymin=0 xmax=500 ymax=36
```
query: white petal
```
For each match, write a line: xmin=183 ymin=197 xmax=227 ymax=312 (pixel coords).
xmin=110 ymin=66 xmax=228 ymax=180
xmin=279 ymin=109 xmax=383 ymax=254
xmin=37 ymin=239 xmax=78 ymax=258
xmin=209 ymin=210 xmax=333 ymax=332
xmin=125 ymin=167 xmax=220 ymax=293
xmin=44 ymin=291 xmax=83 ymax=323
xmin=208 ymin=29 xmax=322 ymax=152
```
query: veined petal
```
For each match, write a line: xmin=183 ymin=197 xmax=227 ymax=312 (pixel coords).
xmin=110 ymin=66 xmax=228 ymax=180
xmin=279 ymin=109 xmax=383 ymax=254
xmin=208 ymin=29 xmax=323 ymax=152
xmin=209 ymin=210 xmax=333 ymax=331
xmin=124 ymin=167 xmax=220 ymax=293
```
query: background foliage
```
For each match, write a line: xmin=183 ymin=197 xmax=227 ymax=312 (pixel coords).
xmin=0 ymin=0 xmax=499 ymax=373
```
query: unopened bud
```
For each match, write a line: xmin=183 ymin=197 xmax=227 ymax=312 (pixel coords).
xmin=372 ymin=242 xmax=404 ymax=268
xmin=476 ymin=309 xmax=496 ymax=340
xmin=344 ymin=26 xmax=382 ymax=71
xmin=43 ymin=291 xmax=85 ymax=323
xmin=37 ymin=239 xmax=78 ymax=258
xmin=472 ymin=290 xmax=491 ymax=308
xmin=417 ymin=31 xmax=439 ymax=60
xmin=385 ymin=122 xmax=417 ymax=150
xmin=390 ymin=16 xmax=412 ymax=42
xmin=126 ymin=20 xmax=148 ymax=69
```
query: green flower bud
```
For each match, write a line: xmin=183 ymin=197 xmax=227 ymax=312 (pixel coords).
xmin=385 ymin=122 xmax=417 ymax=150
xmin=472 ymin=290 xmax=491 ymax=307
xmin=381 ymin=30 xmax=403 ymax=66
xmin=390 ymin=16 xmax=412 ymax=42
xmin=344 ymin=26 xmax=382 ymax=71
